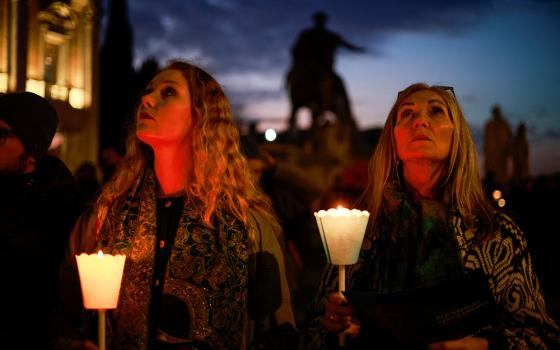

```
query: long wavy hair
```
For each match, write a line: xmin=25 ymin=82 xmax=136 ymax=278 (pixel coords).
xmin=361 ymin=83 xmax=494 ymax=241
xmin=94 ymin=60 xmax=278 ymax=240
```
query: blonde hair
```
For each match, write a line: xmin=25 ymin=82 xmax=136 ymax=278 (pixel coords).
xmin=362 ymin=83 xmax=494 ymax=240
xmin=94 ymin=61 xmax=278 ymax=240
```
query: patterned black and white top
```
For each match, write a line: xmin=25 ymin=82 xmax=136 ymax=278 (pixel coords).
xmin=305 ymin=209 xmax=560 ymax=349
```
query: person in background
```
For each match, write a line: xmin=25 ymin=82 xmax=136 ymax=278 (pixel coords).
xmin=74 ymin=161 xmax=101 ymax=209
xmin=52 ymin=61 xmax=296 ymax=350
xmin=305 ymin=84 xmax=559 ymax=349
xmin=484 ymin=104 xmax=512 ymax=188
xmin=0 ymin=92 xmax=79 ymax=348
xmin=512 ymin=122 xmax=529 ymax=186
xmin=100 ymin=147 xmax=122 ymax=183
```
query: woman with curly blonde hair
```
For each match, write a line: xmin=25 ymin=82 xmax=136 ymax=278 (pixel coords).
xmin=306 ymin=83 xmax=559 ymax=349
xmin=52 ymin=61 xmax=296 ymax=350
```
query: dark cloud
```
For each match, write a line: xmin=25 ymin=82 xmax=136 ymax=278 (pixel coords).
xmin=533 ymin=107 xmax=551 ymax=119
xmin=101 ymin=0 xmax=560 ymax=75
xmin=116 ymin=0 xmax=560 ymax=130
xmin=513 ymin=124 xmax=560 ymax=142
xmin=458 ymin=92 xmax=479 ymax=105
xmin=470 ymin=123 xmax=560 ymax=154
xmin=521 ymin=127 xmax=558 ymax=142
xmin=541 ymin=128 xmax=560 ymax=140
xmin=127 ymin=0 xmax=523 ymax=74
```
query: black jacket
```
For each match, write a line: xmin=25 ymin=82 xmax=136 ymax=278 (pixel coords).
xmin=0 ymin=155 xmax=80 ymax=348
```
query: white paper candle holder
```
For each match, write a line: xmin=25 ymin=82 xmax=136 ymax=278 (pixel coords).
xmin=314 ymin=207 xmax=369 ymax=265
xmin=314 ymin=207 xmax=369 ymax=347
xmin=76 ymin=250 xmax=126 ymax=350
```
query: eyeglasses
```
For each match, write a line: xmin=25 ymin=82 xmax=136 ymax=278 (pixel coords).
xmin=433 ymin=85 xmax=456 ymax=97
xmin=397 ymin=85 xmax=456 ymax=98
xmin=0 ymin=127 xmax=17 ymax=146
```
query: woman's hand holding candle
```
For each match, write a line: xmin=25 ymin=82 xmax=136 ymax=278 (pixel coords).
xmin=324 ymin=292 xmax=360 ymax=337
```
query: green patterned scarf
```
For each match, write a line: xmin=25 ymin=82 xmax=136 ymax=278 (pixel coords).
xmin=355 ymin=181 xmax=464 ymax=292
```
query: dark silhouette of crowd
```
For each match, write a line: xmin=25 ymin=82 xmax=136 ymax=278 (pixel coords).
xmin=0 ymin=92 xmax=81 ymax=348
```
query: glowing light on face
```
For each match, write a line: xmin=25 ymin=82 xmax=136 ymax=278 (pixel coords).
xmin=393 ymin=90 xmax=453 ymax=163
xmin=136 ymin=69 xmax=193 ymax=147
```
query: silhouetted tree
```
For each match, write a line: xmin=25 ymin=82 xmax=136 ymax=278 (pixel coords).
xmin=99 ymin=0 xmax=135 ymax=155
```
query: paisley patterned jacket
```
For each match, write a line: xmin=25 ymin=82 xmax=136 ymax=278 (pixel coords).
xmin=52 ymin=168 xmax=295 ymax=350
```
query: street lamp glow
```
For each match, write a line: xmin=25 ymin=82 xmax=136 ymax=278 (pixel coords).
xmin=264 ymin=128 xmax=276 ymax=141
xmin=492 ymin=190 xmax=502 ymax=201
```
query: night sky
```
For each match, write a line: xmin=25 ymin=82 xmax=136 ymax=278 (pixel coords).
xmin=110 ymin=0 xmax=560 ymax=175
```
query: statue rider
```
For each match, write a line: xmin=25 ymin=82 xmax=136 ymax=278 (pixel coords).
xmin=287 ymin=11 xmax=365 ymax=133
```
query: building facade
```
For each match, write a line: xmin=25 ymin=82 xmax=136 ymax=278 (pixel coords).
xmin=0 ymin=0 xmax=101 ymax=172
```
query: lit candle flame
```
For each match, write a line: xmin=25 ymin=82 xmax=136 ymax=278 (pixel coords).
xmin=314 ymin=207 xmax=369 ymax=265
xmin=76 ymin=252 xmax=126 ymax=310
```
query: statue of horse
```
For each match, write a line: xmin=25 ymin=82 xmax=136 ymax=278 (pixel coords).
xmin=286 ymin=67 xmax=358 ymax=139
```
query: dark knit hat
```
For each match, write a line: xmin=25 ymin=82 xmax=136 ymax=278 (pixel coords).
xmin=0 ymin=92 xmax=58 ymax=161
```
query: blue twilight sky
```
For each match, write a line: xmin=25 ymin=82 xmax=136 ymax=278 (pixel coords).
xmin=112 ymin=0 xmax=560 ymax=176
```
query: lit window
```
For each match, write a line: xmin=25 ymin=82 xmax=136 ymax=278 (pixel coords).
xmin=44 ymin=43 xmax=58 ymax=86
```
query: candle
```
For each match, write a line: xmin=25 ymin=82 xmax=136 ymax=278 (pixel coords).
xmin=314 ymin=206 xmax=369 ymax=347
xmin=75 ymin=250 xmax=126 ymax=309
xmin=314 ymin=207 xmax=369 ymax=265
